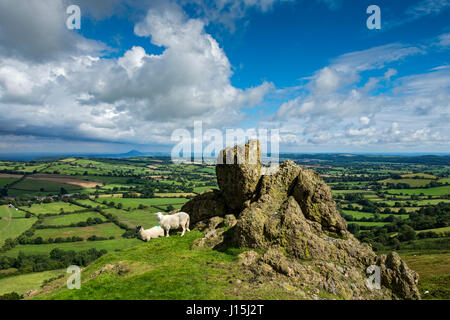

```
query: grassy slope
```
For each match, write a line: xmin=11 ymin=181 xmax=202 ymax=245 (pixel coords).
xmin=34 ymin=232 xmax=307 ymax=300
xmin=400 ymin=251 xmax=450 ymax=300
xmin=0 ymin=269 xmax=65 ymax=296
xmin=0 ymin=213 xmax=37 ymax=246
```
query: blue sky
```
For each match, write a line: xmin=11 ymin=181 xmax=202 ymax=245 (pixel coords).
xmin=0 ymin=0 xmax=449 ymax=154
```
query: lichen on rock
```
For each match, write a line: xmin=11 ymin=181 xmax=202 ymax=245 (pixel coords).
xmin=181 ymin=139 xmax=421 ymax=300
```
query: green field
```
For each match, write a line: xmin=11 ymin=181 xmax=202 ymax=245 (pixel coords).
xmin=21 ymin=202 xmax=85 ymax=215
xmin=41 ymin=212 xmax=107 ymax=226
xmin=9 ymin=178 xmax=82 ymax=193
xmin=0 ymin=177 xmax=19 ymax=188
xmin=75 ymin=199 xmax=106 ymax=208
xmin=401 ymin=252 xmax=450 ymax=300
xmin=32 ymin=223 xmax=124 ymax=240
xmin=341 ymin=210 xmax=409 ymax=220
xmin=0 ymin=269 xmax=65 ymax=296
xmin=1 ymin=238 xmax=142 ymax=258
xmin=104 ymin=208 xmax=159 ymax=229
xmin=418 ymin=227 xmax=450 ymax=235
xmin=350 ymin=221 xmax=389 ymax=227
xmin=0 ymin=217 xmax=37 ymax=246
xmin=381 ymin=178 xmax=433 ymax=187
xmin=386 ymin=185 xmax=450 ymax=196
xmin=0 ymin=205 xmax=26 ymax=218
xmin=99 ymin=197 xmax=188 ymax=210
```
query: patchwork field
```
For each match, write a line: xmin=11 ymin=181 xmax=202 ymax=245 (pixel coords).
xmin=1 ymin=238 xmax=142 ymax=258
xmin=98 ymin=197 xmax=188 ymax=210
xmin=104 ymin=208 xmax=160 ymax=229
xmin=0 ymin=269 xmax=65 ymax=296
xmin=0 ymin=217 xmax=37 ymax=246
xmin=21 ymin=202 xmax=84 ymax=215
xmin=9 ymin=178 xmax=82 ymax=193
xmin=386 ymin=185 xmax=450 ymax=196
xmin=32 ymin=223 xmax=124 ymax=240
xmin=41 ymin=212 xmax=107 ymax=226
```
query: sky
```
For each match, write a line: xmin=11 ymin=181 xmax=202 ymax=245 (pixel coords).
xmin=0 ymin=0 xmax=449 ymax=155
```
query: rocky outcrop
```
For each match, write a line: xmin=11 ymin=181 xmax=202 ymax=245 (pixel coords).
xmin=181 ymin=140 xmax=421 ymax=300
xmin=181 ymin=189 xmax=228 ymax=225
xmin=216 ymin=140 xmax=262 ymax=211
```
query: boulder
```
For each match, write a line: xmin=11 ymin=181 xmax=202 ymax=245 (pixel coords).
xmin=216 ymin=140 xmax=262 ymax=211
xmin=181 ymin=189 xmax=228 ymax=225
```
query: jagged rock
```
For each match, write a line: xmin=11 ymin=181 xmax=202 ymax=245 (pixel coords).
xmin=191 ymin=227 xmax=226 ymax=249
xmin=223 ymin=214 xmax=237 ymax=227
xmin=216 ymin=140 xmax=262 ymax=211
xmin=238 ymin=250 xmax=259 ymax=266
xmin=376 ymin=252 xmax=421 ymax=300
xmin=91 ymin=261 xmax=129 ymax=278
xmin=24 ymin=290 xmax=38 ymax=298
xmin=181 ymin=189 xmax=228 ymax=225
xmin=183 ymin=140 xmax=421 ymax=300
xmin=293 ymin=169 xmax=347 ymax=235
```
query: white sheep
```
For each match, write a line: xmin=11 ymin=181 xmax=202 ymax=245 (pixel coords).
xmin=136 ymin=225 xmax=164 ymax=241
xmin=156 ymin=212 xmax=190 ymax=237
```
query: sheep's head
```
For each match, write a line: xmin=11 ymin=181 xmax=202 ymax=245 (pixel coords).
xmin=136 ymin=226 xmax=143 ymax=232
xmin=155 ymin=212 xmax=164 ymax=219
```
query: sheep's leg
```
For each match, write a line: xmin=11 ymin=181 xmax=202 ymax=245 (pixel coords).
xmin=165 ymin=228 xmax=170 ymax=237
xmin=181 ymin=226 xmax=185 ymax=237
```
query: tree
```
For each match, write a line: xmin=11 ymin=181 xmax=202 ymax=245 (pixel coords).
xmin=398 ymin=225 xmax=416 ymax=242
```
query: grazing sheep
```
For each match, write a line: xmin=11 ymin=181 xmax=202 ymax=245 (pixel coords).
xmin=136 ymin=225 xmax=164 ymax=241
xmin=156 ymin=212 xmax=190 ymax=237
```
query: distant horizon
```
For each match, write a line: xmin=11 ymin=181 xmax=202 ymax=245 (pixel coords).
xmin=1 ymin=149 xmax=449 ymax=162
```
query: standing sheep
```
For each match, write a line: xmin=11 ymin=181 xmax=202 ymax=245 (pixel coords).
xmin=156 ymin=212 xmax=190 ymax=237
xmin=136 ymin=225 xmax=165 ymax=241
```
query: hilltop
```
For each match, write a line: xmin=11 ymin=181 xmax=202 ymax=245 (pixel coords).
xmin=28 ymin=140 xmax=422 ymax=300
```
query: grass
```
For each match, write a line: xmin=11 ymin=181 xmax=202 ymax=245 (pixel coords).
xmin=400 ymin=251 xmax=450 ymax=300
xmin=75 ymin=199 xmax=106 ymax=208
xmin=350 ymin=221 xmax=389 ymax=227
xmin=381 ymin=178 xmax=433 ymax=188
xmin=341 ymin=210 xmax=409 ymax=220
xmin=0 ymin=205 xmax=26 ymax=218
xmin=32 ymin=223 xmax=125 ymax=240
xmin=0 ymin=216 xmax=37 ymax=246
xmin=41 ymin=212 xmax=107 ymax=226
xmin=104 ymin=208 xmax=160 ymax=229
xmin=0 ymin=269 xmax=65 ymax=296
xmin=98 ymin=197 xmax=188 ymax=210
xmin=0 ymin=238 xmax=142 ymax=258
xmin=9 ymin=178 xmax=82 ymax=193
xmin=386 ymin=185 xmax=450 ymax=196
xmin=33 ymin=232 xmax=307 ymax=300
xmin=20 ymin=202 xmax=84 ymax=215
xmin=417 ymin=226 xmax=450 ymax=235
xmin=194 ymin=186 xmax=217 ymax=193
xmin=0 ymin=177 xmax=19 ymax=188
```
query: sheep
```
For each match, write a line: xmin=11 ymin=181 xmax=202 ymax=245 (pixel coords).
xmin=136 ymin=225 xmax=164 ymax=241
xmin=156 ymin=211 xmax=190 ymax=237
